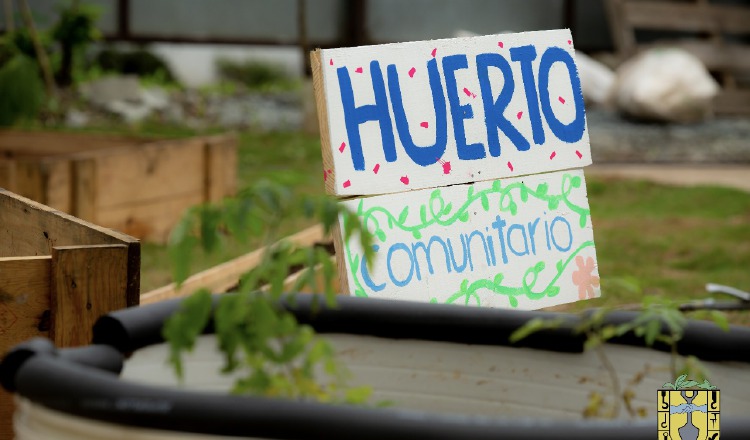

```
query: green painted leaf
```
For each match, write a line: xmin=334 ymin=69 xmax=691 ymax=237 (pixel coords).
xmin=480 ymin=193 xmax=490 ymax=211
xmin=398 ymin=206 xmax=409 ymax=224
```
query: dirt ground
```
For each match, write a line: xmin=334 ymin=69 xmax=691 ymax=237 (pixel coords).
xmin=587 ymin=164 xmax=750 ymax=193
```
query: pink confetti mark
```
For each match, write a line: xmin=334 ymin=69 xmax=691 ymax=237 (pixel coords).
xmin=463 ymin=87 xmax=476 ymax=98
xmin=550 ymin=151 xmax=557 ymax=160
xmin=516 ymin=111 xmax=523 ymax=120
xmin=408 ymin=67 xmax=416 ymax=78
xmin=400 ymin=176 xmax=410 ymax=185
xmin=373 ymin=163 xmax=380 ymax=174
xmin=323 ymin=170 xmax=327 ymax=181
xmin=343 ymin=180 xmax=351 ymax=188
xmin=355 ymin=67 xmax=363 ymax=73
xmin=498 ymin=41 xmax=504 ymax=48
xmin=576 ymin=150 xmax=583 ymax=159
xmin=436 ymin=157 xmax=451 ymax=175
xmin=329 ymin=58 xmax=333 ymax=66
xmin=567 ymin=40 xmax=572 ymax=45
xmin=420 ymin=121 xmax=429 ymax=128
xmin=431 ymin=48 xmax=437 ymax=57
xmin=507 ymin=162 xmax=514 ymax=172
xmin=558 ymin=96 xmax=566 ymax=104
xmin=339 ymin=142 xmax=346 ymax=153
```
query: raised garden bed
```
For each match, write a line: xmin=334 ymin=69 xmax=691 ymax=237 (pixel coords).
xmin=0 ymin=131 xmax=237 ymax=243
xmin=0 ymin=188 xmax=140 ymax=439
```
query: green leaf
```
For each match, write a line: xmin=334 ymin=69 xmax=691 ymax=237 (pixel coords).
xmin=480 ymin=193 xmax=489 ymax=211
xmin=709 ymin=310 xmax=729 ymax=332
xmin=674 ymin=374 xmax=688 ymax=389
xmin=397 ymin=206 xmax=409 ymax=224
xmin=663 ymin=382 xmax=676 ymax=390
xmin=681 ymin=380 xmax=699 ymax=389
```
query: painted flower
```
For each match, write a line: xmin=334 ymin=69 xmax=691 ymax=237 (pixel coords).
xmin=572 ymin=256 xmax=600 ymax=300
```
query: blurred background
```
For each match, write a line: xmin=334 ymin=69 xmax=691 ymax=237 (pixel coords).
xmin=0 ymin=0 xmax=748 ymax=317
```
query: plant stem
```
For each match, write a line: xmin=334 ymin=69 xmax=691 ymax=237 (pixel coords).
xmin=18 ymin=0 xmax=57 ymax=97
xmin=593 ymin=339 xmax=622 ymax=418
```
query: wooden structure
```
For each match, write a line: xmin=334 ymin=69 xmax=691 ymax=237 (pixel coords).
xmin=606 ymin=0 xmax=750 ymax=114
xmin=140 ymin=224 xmax=331 ymax=305
xmin=0 ymin=188 xmax=140 ymax=440
xmin=0 ymin=131 xmax=238 ymax=243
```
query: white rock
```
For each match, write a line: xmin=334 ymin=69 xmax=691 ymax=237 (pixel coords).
xmin=613 ymin=48 xmax=720 ymax=123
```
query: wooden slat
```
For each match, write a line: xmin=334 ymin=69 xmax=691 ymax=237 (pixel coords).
xmin=0 ymin=256 xmax=51 ymax=440
xmin=714 ymin=89 xmax=750 ymax=115
xmin=282 ymin=255 xmax=340 ymax=294
xmin=141 ymin=224 xmax=327 ymax=304
xmin=310 ymin=49 xmax=336 ymax=195
xmin=204 ymin=133 xmax=239 ymax=203
xmin=642 ymin=41 xmax=750 ymax=73
xmin=94 ymin=138 xmax=204 ymax=209
xmin=622 ymin=1 xmax=750 ymax=34
xmin=95 ymin=192 xmax=203 ymax=243
xmin=0 ymin=130 xmax=148 ymax=157
xmin=50 ymin=245 xmax=129 ymax=347
xmin=43 ymin=160 xmax=72 ymax=213
xmin=0 ymin=189 xmax=141 ymax=307
xmin=72 ymin=159 xmax=97 ymax=223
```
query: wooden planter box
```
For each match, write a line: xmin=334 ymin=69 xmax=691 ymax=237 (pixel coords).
xmin=0 ymin=131 xmax=238 ymax=243
xmin=0 ymin=189 xmax=140 ymax=440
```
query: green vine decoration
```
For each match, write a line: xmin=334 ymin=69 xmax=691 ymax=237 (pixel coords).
xmin=357 ymin=172 xmax=589 ymax=243
xmin=440 ymin=240 xmax=595 ymax=307
xmin=342 ymin=172 xmax=594 ymax=303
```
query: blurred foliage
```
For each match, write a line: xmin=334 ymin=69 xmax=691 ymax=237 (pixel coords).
xmin=51 ymin=1 xmax=101 ymax=86
xmin=216 ymin=58 xmax=299 ymax=92
xmin=93 ymin=47 xmax=178 ymax=85
xmin=0 ymin=35 xmax=46 ymax=126
xmin=164 ymin=180 xmax=375 ymax=403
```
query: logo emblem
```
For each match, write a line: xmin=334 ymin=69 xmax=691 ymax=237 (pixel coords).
xmin=658 ymin=375 xmax=719 ymax=440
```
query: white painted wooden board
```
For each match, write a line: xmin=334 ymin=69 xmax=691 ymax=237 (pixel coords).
xmin=318 ymin=29 xmax=591 ymax=196
xmin=339 ymin=169 xmax=599 ymax=309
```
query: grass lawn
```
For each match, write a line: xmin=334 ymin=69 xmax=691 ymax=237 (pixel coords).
xmin=87 ymin=128 xmax=747 ymax=324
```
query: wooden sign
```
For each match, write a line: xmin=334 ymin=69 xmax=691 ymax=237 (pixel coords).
xmin=314 ymin=29 xmax=591 ymax=196
xmin=312 ymin=29 xmax=600 ymax=309
xmin=337 ymin=169 xmax=598 ymax=309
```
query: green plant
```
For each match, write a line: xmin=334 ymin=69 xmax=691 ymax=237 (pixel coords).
xmin=51 ymin=1 xmax=100 ymax=87
xmin=510 ymin=290 xmax=730 ymax=419
xmin=215 ymin=58 xmax=299 ymax=91
xmin=164 ymin=181 xmax=375 ymax=403
xmin=0 ymin=36 xmax=46 ymax=126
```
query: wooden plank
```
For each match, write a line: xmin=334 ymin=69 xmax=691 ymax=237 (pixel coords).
xmin=72 ymin=159 xmax=97 ymax=223
xmin=642 ymin=41 xmax=750 ymax=73
xmin=0 ymin=130 xmax=148 ymax=157
xmin=0 ymin=256 xmax=51 ymax=440
xmin=314 ymin=29 xmax=592 ymax=196
xmin=622 ymin=1 xmax=750 ymax=35
xmin=141 ymin=224 xmax=327 ymax=304
xmin=0 ymin=256 xmax=51 ymax=355
xmin=204 ymin=133 xmax=239 ymax=203
xmin=10 ymin=161 xmax=44 ymax=203
xmin=43 ymin=160 xmax=72 ymax=213
xmin=282 ymin=255 xmax=339 ymax=294
xmin=338 ymin=169 xmax=599 ymax=309
xmin=0 ymin=189 xmax=141 ymax=308
xmin=95 ymin=191 xmax=203 ymax=243
xmin=311 ymin=49 xmax=336 ymax=195
xmin=50 ymin=245 xmax=129 ymax=347
xmin=94 ymin=138 xmax=204 ymax=209
xmin=606 ymin=0 xmax=637 ymax=56
xmin=0 ymin=159 xmax=16 ymax=193
xmin=714 ymin=89 xmax=750 ymax=115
